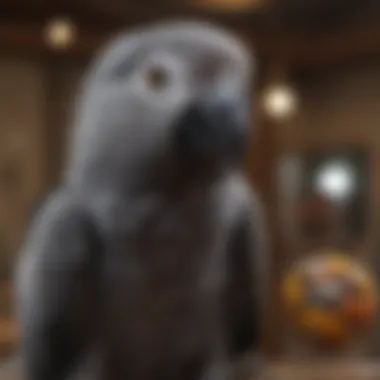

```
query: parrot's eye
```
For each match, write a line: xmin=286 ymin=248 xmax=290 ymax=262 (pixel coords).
xmin=143 ymin=65 xmax=170 ymax=92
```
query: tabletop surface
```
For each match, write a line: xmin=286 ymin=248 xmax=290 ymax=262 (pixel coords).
xmin=259 ymin=361 xmax=380 ymax=380
xmin=2 ymin=359 xmax=380 ymax=380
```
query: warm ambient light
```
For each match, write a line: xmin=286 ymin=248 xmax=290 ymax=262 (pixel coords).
xmin=192 ymin=0 xmax=262 ymax=11
xmin=44 ymin=17 xmax=77 ymax=50
xmin=261 ymin=84 xmax=299 ymax=121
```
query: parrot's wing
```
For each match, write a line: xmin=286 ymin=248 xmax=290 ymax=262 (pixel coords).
xmin=15 ymin=190 xmax=103 ymax=380
xmin=223 ymin=179 xmax=268 ymax=362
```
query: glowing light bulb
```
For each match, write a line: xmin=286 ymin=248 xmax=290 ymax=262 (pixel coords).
xmin=262 ymin=84 xmax=298 ymax=121
xmin=314 ymin=161 xmax=356 ymax=202
xmin=44 ymin=17 xmax=77 ymax=50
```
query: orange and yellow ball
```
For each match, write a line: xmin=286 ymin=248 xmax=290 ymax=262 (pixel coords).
xmin=282 ymin=250 xmax=377 ymax=348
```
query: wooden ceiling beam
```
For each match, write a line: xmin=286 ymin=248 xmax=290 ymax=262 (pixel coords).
xmin=250 ymin=24 xmax=380 ymax=67
xmin=1 ymin=16 xmax=380 ymax=69
xmin=0 ymin=20 xmax=108 ymax=58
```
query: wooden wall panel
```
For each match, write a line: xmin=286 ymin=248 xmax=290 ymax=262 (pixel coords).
xmin=0 ymin=57 xmax=46 ymax=284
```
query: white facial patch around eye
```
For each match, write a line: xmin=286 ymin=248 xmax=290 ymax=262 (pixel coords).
xmin=130 ymin=51 xmax=189 ymax=107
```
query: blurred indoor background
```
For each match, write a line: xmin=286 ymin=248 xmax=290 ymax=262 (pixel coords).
xmin=1 ymin=0 xmax=380 ymax=376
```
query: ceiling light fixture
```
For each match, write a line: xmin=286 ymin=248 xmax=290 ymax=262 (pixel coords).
xmin=44 ymin=17 xmax=77 ymax=50
xmin=261 ymin=83 xmax=299 ymax=121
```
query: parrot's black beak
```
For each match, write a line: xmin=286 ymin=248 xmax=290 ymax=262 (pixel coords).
xmin=175 ymin=91 xmax=249 ymax=165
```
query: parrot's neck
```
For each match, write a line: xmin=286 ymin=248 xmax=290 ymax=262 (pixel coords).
xmin=70 ymin=169 xmax=227 ymax=235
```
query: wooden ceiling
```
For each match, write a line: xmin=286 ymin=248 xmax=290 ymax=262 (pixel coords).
xmin=1 ymin=0 xmax=380 ymax=68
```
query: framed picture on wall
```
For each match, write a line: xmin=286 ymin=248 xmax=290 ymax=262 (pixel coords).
xmin=278 ymin=146 xmax=369 ymax=246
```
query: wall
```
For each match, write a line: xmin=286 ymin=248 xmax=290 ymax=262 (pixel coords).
xmin=0 ymin=54 xmax=85 ymax=357
xmin=0 ymin=57 xmax=46 ymax=279
xmin=0 ymin=55 xmax=84 ymax=278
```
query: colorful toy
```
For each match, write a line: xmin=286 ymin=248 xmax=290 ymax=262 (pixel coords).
xmin=282 ymin=250 xmax=377 ymax=348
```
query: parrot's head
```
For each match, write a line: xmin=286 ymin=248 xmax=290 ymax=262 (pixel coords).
xmin=69 ymin=20 xmax=253 ymax=192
